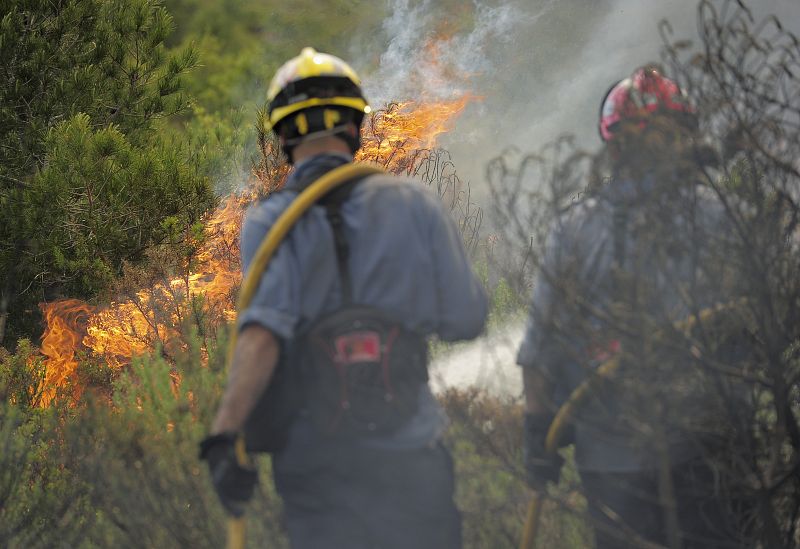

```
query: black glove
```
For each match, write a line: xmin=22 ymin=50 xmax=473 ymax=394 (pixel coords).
xmin=523 ymin=413 xmax=563 ymax=490
xmin=199 ymin=432 xmax=258 ymax=517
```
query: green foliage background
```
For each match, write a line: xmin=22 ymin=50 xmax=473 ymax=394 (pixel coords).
xmin=0 ymin=0 xmax=213 ymax=340
xmin=0 ymin=0 xmax=388 ymax=343
xmin=0 ymin=1 xmax=562 ymax=547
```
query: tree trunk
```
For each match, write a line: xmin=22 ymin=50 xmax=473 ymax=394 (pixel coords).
xmin=0 ymin=278 xmax=12 ymax=347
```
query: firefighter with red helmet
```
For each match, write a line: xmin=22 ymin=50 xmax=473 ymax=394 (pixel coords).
xmin=519 ymin=65 xmax=748 ymax=547
xmin=598 ymin=65 xmax=695 ymax=143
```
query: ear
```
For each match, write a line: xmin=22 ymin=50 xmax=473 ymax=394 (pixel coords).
xmin=345 ymin=122 xmax=358 ymax=137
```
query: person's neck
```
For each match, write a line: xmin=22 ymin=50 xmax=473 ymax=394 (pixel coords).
xmin=291 ymin=136 xmax=352 ymax=164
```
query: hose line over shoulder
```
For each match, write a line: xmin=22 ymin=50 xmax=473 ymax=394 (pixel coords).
xmin=224 ymin=162 xmax=384 ymax=549
xmin=227 ymin=162 xmax=384 ymax=363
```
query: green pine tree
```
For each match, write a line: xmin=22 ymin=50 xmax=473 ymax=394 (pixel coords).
xmin=0 ymin=0 xmax=215 ymax=343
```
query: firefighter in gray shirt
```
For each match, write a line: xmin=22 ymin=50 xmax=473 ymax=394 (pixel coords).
xmin=201 ymin=48 xmax=487 ymax=549
xmin=519 ymin=66 xmax=747 ymax=548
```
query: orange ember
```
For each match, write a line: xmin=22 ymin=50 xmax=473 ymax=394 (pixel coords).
xmin=37 ymin=94 xmax=475 ymax=406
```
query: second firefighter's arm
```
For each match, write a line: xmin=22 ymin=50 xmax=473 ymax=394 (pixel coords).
xmin=211 ymin=325 xmax=279 ymax=434
xmin=522 ymin=366 xmax=555 ymax=416
xmin=519 ymin=302 xmax=558 ymax=417
xmin=518 ymin=216 xmax=572 ymax=418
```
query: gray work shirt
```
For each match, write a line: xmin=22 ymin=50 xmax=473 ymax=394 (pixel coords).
xmin=517 ymin=176 xmax=734 ymax=472
xmin=239 ymin=153 xmax=488 ymax=450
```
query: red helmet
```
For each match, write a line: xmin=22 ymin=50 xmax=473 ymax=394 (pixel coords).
xmin=599 ymin=65 xmax=694 ymax=142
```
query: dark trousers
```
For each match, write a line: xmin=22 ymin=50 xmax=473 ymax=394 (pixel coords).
xmin=272 ymin=441 xmax=461 ymax=549
xmin=580 ymin=459 xmax=747 ymax=549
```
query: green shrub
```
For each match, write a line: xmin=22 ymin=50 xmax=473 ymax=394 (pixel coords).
xmin=0 ymin=403 xmax=92 ymax=548
xmin=59 ymin=327 xmax=287 ymax=548
xmin=0 ymin=340 xmax=46 ymax=408
xmin=442 ymin=388 xmax=591 ymax=549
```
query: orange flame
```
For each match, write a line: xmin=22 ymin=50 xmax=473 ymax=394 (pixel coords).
xmin=80 ymin=192 xmax=249 ymax=370
xmin=39 ymin=299 xmax=95 ymax=406
xmin=357 ymin=97 xmax=473 ymax=172
xmin=37 ymin=94 xmax=475 ymax=406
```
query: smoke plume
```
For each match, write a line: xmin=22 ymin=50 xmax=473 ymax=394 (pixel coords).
xmin=364 ymin=0 xmax=522 ymax=106
xmin=360 ymin=0 xmax=800 ymax=196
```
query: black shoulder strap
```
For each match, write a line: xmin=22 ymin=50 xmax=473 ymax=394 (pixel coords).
xmin=612 ymin=203 xmax=628 ymax=269
xmin=318 ymin=178 xmax=363 ymax=304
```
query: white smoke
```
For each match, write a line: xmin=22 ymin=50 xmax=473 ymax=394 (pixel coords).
xmin=363 ymin=0 xmax=522 ymax=106
xmin=443 ymin=0 xmax=800 ymax=178
xmin=430 ymin=320 xmax=526 ymax=397
xmin=357 ymin=0 xmax=800 ymax=181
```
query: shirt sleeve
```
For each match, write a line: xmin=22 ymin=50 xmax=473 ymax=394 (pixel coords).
xmin=428 ymin=197 xmax=488 ymax=341
xmin=236 ymin=200 xmax=300 ymax=340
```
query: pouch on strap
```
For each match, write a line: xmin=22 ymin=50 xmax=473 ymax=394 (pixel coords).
xmin=297 ymin=179 xmax=429 ymax=438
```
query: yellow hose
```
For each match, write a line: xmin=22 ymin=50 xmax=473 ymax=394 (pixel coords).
xmin=223 ymin=162 xmax=384 ymax=549
xmin=226 ymin=518 xmax=246 ymax=549
xmin=225 ymin=436 xmax=252 ymax=549
xmin=519 ymin=301 xmax=745 ymax=549
xmin=519 ymin=496 xmax=543 ymax=549
xmin=520 ymin=356 xmax=620 ymax=549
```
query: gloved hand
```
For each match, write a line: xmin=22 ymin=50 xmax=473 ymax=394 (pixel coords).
xmin=199 ymin=432 xmax=258 ymax=517
xmin=523 ymin=413 xmax=563 ymax=490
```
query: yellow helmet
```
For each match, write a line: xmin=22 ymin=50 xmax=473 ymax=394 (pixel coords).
xmin=266 ymin=47 xmax=371 ymax=137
